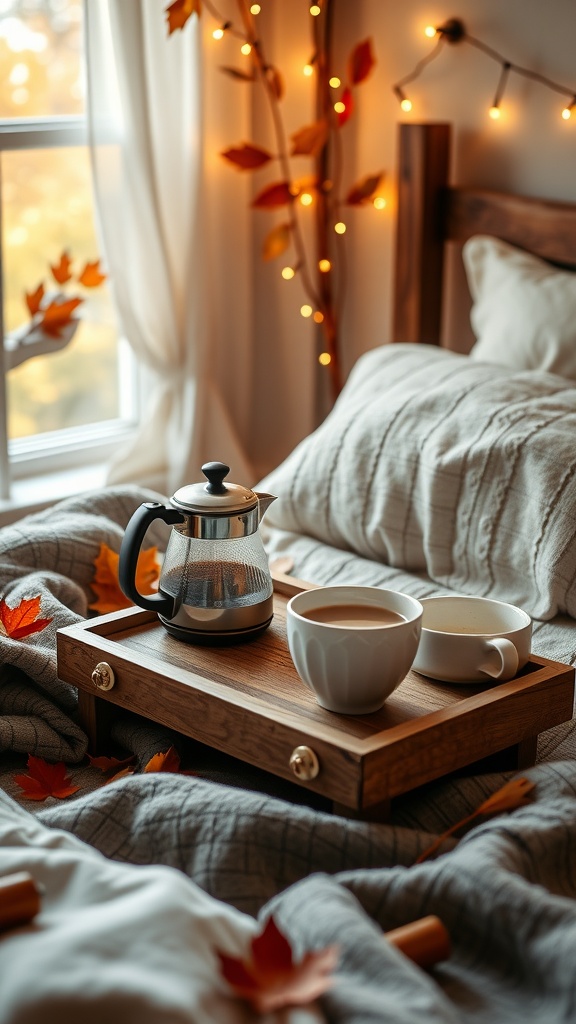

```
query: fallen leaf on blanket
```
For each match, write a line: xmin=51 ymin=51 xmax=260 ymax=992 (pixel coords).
xmin=217 ymin=914 xmax=339 ymax=1013
xmin=143 ymin=746 xmax=183 ymax=773
xmin=105 ymin=766 xmax=137 ymax=785
xmin=0 ymin=595 xmax=53 ymax=640
xmin=89 ymin=542 xmax=160 ymax=614
xmin=415 ymin=776 xmax=536 ymax=864
xmin=14 ymin=755 xmax=80 ymax=801
xmin=87 ymin=753 xmax=137 ymax=773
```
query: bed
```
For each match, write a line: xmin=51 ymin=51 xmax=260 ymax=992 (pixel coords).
xmin=1 ymin=122 xmax=576 ymax=1023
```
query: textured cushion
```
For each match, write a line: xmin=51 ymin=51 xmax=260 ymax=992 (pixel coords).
xmin=464 ymin=235 xmax=576 ymax=377
xmin=259 ymin=344 xmax=576 ymax=620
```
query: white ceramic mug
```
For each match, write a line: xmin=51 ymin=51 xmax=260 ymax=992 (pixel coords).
xmin=412 ymin=595 xmax=532 ymax=684
xmin=286 ymin=586 xmax=423 ymax=714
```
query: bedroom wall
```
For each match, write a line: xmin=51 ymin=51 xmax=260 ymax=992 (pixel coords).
xmin=246 ymin=0 xmax=576 ymax=477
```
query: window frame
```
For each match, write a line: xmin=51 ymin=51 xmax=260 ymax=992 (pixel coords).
xmin=0 ymin=115 xmax=140 ymax=504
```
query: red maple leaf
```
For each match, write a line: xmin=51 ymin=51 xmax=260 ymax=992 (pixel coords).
xmin=14 ymin=755 xmax=80 ymax=801
xmin=218 ymin=916 xmax=339 ymax=1013
xmin=87 ymin=753 xmax=137 ymax=773
xmin=143 ymin=745 xmax=183 ymax=773
xmin=0 ymin=595 xmax=52 ymax=640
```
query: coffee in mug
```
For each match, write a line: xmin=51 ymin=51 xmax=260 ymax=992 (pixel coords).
xmin=286 ymin=586 xmax=422 ymax=714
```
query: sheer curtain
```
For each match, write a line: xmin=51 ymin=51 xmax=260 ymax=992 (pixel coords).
xmin=84 ymin=0 xmax=254 ymax=494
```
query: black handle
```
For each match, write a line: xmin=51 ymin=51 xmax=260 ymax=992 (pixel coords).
xmin=119 ymin=502 xmax=184 ymax=616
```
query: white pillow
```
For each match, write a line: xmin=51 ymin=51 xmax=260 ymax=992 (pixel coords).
xmin=259 ymin=343 xmax=576 ymax=621
xmin=463 ymin=235 xmax=576 ymax=378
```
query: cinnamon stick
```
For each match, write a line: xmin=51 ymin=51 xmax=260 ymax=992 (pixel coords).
xmin=385 ymin=915 xmax=451 ymax=969
xmin=0 ymin=872 xmax=41 ymax=933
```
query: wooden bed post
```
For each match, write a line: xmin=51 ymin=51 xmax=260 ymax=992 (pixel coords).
xmin=392 ymin=123 xmax=451 ymax=345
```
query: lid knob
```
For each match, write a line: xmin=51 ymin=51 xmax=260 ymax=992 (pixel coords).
xmin=202 ymin=461 xmax=230 ymax=495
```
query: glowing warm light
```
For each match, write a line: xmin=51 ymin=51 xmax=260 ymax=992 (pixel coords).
xmin=300 ymin=192 xmax=313 ymax=206
xmin=373 ymin=196 xmax=387 ymax=210
xmin=319 ymin=352 xmax=332 ymax=366
xmin=250 ymin=3 xmax=261 ymax=12
xmin=489 ymin=105 xmax=501 ymax=120
xmin=9 ymin=63 xmax=29 ymax=86
xmin=240 ymin=42 xmax=252 ymax=55
xmin=282 ymin=266 xmax=295 ymax=280
xmin=334 ymin=221 xmax=346 ymax=235
xmin=300 ymin=304 xmax=313 ymax=318
xmin=212 ymin=27 xmax=224 ymax=39
xmin=310 ymin=4 xmax=321 ymax=15
xmin=400 ymin=98 xmax=412 ymax=112
xmin=329 ymin=76 xmax=341 ymax=88
xmin=313 ymin=311 xmax=324 ymax=323
xmin=562 ymin=106 xmax=572 ymax=120
xmin=334 ymin=100 xmax=346 ymax=114
xmin=424 ymin=25 xmax=437 ymax=38
xmin=318 ymin=259 xmax=331 ymax=272
xmin=303 ymin=63 xmax=314 ymax=76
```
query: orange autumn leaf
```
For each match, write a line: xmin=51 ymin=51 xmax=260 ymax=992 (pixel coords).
xmin=262 ymin=223 xmax=291 ymax=262
xmin=25 ymin=282 xmax=45 ymax=317
xmin=78 ymin=260 xmax=107 ymax=287
xmin=105 ymin=766 xmax=137 ymax=785
xmin=38 ymin=297 xmax=83 ymax=338
xmin=348 ymin=38 xmax=375 ymax=85
xmin=14 ymin=755 xmax=80 ymax=801
xmin=346 ymin=171 xmax=384 ymax=205
xmin=218 ymin=915 xmax=339 ymax=1013
xmin=290 ymin=120 xmax=329 ymax=158
xmin=50 ymin=251 xmax=73 ymax=285
xmin=143 ymin=746 xmax=182 ymax=774
xmin=0 ymin=595 xmax=52 ymax=640
xmin=87 ymin=753 xmax=137 ymax=773
xmin=337 ymin=86 xmax=354 ymax=127
xmin=165 ymin=0 xmax=201 ymax=35
xmin=89 ymin=542 xmax=160 ymax=615
xmin=221 ymin=143 xmax=273 ymax=171
xmin=251 ymin=181 xmax=295 ymax=209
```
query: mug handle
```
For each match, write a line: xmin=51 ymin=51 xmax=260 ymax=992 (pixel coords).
xmin=478 ymin=637 xmax=519 ymax=681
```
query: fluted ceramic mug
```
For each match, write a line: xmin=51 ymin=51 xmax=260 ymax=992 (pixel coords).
xmin=286 ymin=585 xmax=423 ymax=715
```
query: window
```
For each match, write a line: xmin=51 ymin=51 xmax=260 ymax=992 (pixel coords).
xmin=0 ymin=2 xmax=139 ymax=507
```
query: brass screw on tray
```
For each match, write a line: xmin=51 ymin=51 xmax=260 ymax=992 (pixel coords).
xmin=91 ymin=661 xmax=115 ymax=691
xmin=289 ymin=745 xmax=320 ymax=780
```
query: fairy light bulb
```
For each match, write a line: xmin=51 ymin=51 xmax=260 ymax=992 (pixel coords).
xmin=319 ymin=352 xmax=331 ymax=366
xmin=373 ymin=197 xmax=387 ymax=210
xmin=310 ymin=4 xmax=321 ymax=15
xmin=318 ymin=258 xmax=331 ymax=272
xmin=329 ymin=76 xmax=341 ymax=88
xmin=424 ymin=25 xmax=437 ymax=38
xmin=313 ymin=311 xmax=324 ymax=323
xmin=240 ymin=42 xmax=252 ymax=56
xmin=212 ymin=27 xmax=224 ymax=40
xmin=334 ymin=100 xmax=346 ymax=114
xmin=489 ymin=105 xmax=501 ymax=120
xmin=400 ymin=98 xmax=412 ymax=112
xmin=303 ymin=63 xmax=314 ymax=77
xmin=300 ymin=304 xmax=313 ymax=318
xmin=334 ymin=221 xmax=346 ymax=234
xmin=562 ymin=106 xmax=572 ymax=120
xmin=282 ymin=266 xmax=295 ymax=280
xmin=250 ymin=3 xmax=261 ymax=12
xmin=300 ymin=192 xmax=313 ymax=206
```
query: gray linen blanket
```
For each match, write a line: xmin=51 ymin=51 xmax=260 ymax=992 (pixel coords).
xmin=1 ymin=487 xmax=576 ymax=1021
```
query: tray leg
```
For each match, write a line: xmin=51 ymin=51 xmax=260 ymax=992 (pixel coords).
xmin=77 ymin=691 xmax=113 ymax=754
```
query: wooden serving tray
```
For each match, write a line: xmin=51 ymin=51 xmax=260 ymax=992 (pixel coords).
xmin=56 ymin=574 xmax=575 ymax=817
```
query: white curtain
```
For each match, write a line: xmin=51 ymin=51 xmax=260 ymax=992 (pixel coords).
xmin=84 ymin=0 xmax=254 ymax=494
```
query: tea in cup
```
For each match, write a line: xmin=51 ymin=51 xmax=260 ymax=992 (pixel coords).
xmin=412 ymin=595 xmax=532 ymax=683
xmin=286 ymin=586 xmax=423 ymax=714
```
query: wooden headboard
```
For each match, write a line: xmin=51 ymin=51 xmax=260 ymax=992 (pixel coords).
xmin=392 ymin=122 xmax=576 ymax=346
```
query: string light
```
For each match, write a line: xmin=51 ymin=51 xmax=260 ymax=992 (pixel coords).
xmin=329 ymin=76 xmax=341 ymax=88
xmin=392 ymin=19 xmax=576 ymax=123
xmin=319 ymin=352 xmax=332 ymax=365
xmin=334 ymin=99 xmax=346 ymax=114
xmin=334 ymin=221 xmax=346 ymax=234
xmin=318 ymin=258 xmax=331 ymax=272
xmin=240 ymin=42 xmax=252 ymax=56
xmin=313 ymin=311 xmax=324 ymax=323
xmin=373 ymin=196 xmax=387 ymax=210
xmin=299 ymin=191 xmax=313 ymax=206
xmin=212 ymin=26 xmax=224 ymax=40
xmin=282 ymin=266 xmax=295 ymax=280
xmin=310 ymin=4 xmax=321 ymax=15
xmin=303 ymin=63 xmax=314 ymax=77
xmin=250 ymin=3 xmax=261 ymax=13
xmin=300 ymin=304 xmax=313 ymax=318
